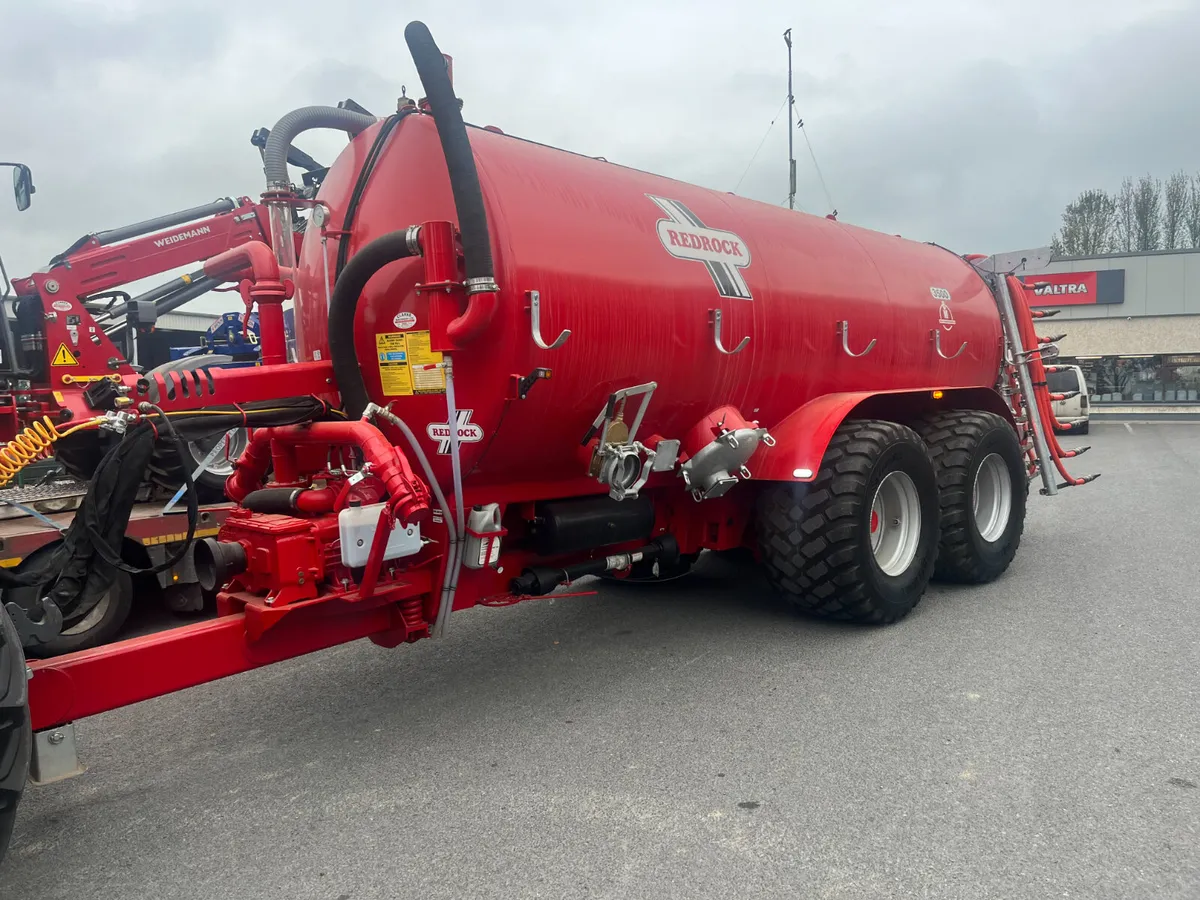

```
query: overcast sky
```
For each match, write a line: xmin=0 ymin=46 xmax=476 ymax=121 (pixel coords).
xmin=1 ymin=0 xmax=1197 ymax=315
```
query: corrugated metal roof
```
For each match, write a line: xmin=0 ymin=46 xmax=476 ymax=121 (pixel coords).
xmin=156 ymin=311 xmax=223 ymax=333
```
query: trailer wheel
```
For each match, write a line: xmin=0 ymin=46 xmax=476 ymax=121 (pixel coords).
xmin=0 ymin=602 xmax=32 ymax=865
xmin=145 ymin=355 xmax=248 ymax=503
xmin=757 ymin=419 xmax=939 ymax=624
xmin=916 ymin=410 xmax=1027 ymax=584
xmin=6 ymin=542 xmax=134 ymax=658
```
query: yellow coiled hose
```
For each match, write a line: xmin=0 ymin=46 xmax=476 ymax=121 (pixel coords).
xmin=0 ymin=416 xmax=64 ymax=487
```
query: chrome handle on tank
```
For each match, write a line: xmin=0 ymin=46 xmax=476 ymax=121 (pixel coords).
xmin=837 ymin=320 xmax=877 ymax=358
xmin=526 ymin=290 xmax=570 ymax=350
xmin=931 ymin=329 xmax=967 ymax=360
xmin=710 ymin=309 xmax=749 ymax=355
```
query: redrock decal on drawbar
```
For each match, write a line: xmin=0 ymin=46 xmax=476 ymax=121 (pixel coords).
xmin=1019 ymin=270 xmax=1125 ymax=307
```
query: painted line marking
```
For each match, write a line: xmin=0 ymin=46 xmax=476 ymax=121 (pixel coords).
xmin=1124 ymin=423 xmax=1134 ymax=434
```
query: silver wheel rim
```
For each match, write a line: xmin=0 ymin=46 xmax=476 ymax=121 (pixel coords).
xmin=61 ymin=592 xmax=111 ymax=636
xmin=188 ymin=429 xmax=247 ymax=478
xmin=869 ymin=470 xmax=922 ymax=576
xmin=973 ymin=453 xmax=1012 ymax=543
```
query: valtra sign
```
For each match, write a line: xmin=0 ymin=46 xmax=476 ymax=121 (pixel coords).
xmin=1018 ymin=270 xmax=1125 ymax=308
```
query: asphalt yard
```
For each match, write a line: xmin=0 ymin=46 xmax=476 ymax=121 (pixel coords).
xmin=2 ymin=421 xmax=1197 ymax=899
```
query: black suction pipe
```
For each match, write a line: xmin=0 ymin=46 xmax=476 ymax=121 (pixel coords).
xmin=327 ymin=230 xmax=418 ymax=418
xmin=403 ymin=21 xmax=496 ymax=292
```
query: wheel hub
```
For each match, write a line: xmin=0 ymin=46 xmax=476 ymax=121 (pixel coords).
xmin=869 ymin=470 xmax=921 ymax=576
xmin=972 ymin=452 xmax=1012 ymax=543
xmin=188 ymin=428 xmax=248 ymax=478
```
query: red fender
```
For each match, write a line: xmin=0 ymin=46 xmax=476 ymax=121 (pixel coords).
xmin=749 ymin=388 xmax=1013 ymax=483
xmin=749 ymin=391 xmax=878 ymax=483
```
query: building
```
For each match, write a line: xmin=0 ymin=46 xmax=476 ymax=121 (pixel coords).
xmin=108 ymin=310 xmax=225 ymax=370
xmin=1018 ymin=248 xmax=1200 ymax=407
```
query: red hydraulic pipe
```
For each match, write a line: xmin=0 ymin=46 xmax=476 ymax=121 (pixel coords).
xmin=202 ymin=240 xmax=292 ymax=366
xmin=295 ymin=486 xmax=337 ymax=513
xmin=446 ymin=289 xmax=499 ymax=346
xmin=225 ymin=421 xmax=433 ymax=524
xmin=416 ymin=219 xmax=499 ymax=347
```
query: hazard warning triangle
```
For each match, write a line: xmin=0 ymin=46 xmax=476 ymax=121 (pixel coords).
xmin=51 ymin=343 xmax=78 ymax=366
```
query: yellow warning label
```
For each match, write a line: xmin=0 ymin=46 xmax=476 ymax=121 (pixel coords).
xmin=375 ymin=330 xmax=446 ymax=397
xmin=405 ymin=330 xmax=445 ymax=394
xmin=51 ymin=343 xmax=79 ymax=366
xmin=376 ymin=332 xmax=413 ymax=397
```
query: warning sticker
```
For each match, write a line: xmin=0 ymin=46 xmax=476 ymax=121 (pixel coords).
xmin=405 ymin=330 xmax=445 ymax=394
xmin=374 ymin=330 xmax=445 ymax=397
xmin=51 ymin=343 xmax=79 ymax=366
xmin=375 ymin=333 xmax=413 ymax=396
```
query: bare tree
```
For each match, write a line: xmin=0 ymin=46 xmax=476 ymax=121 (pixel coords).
xmin=1051 ymin=189 xmax=1116 ymax=256
xmin=1114 ymin=177 xmax=1136 ymax=252
xmin=1132 ymin=174 xmax=1162 ymax=251
xmin=1163 ymin=171 xmax=1188 ymax=249
xmin=1188 ymin=173 xmax=1200 ymax=249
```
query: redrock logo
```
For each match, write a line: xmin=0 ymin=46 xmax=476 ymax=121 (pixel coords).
xmin=649 ymin=195 xmax=752 ymax=300
xmin=1034 ymin=282 xmax=1088 ymax=296
xmin=153 ymin=225 xmax=212 ymax=248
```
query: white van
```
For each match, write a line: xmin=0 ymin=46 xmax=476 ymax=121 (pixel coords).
xmin=1049 ymin=364 xmax=1089 ymax=434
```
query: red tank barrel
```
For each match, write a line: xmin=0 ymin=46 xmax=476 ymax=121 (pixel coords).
xmin=295 ymin=114 xmax=1002 ymax=488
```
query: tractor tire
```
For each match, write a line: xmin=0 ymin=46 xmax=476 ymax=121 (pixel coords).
xmin=916 ymin=410 xmax=1027 ymax=584
xmin=0 ymin=602 xmax=31 ymax=865
xmin=757 ymin=419 xmax=939 ymax=624
xmin=53 ymin=430 xmax=113 ymax=483
xmin=6 ymin=542 xmax=134 ymax=658
xmin=145 ymin=355 xmax=248 ymax=503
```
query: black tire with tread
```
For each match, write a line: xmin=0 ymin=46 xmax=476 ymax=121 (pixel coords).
xmin=757 ymin=419 xmax=940 ymax=624
xmin=53 ymin=430 xmax=112 ymax=483
xmin=0 ymin=603 xmax=31 ymax=866
xmin=6 ymin=542 xmax=135 ymax=658
xmin=916 ymin=410 xmax=1027 ymax=584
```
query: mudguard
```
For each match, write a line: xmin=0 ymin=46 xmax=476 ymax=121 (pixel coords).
xmin=750 ymin=388 xmax=1012 ymax=483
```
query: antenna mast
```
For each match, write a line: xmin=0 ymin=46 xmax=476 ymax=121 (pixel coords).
xmin=784 ymin=28 xmax=796 ymax=210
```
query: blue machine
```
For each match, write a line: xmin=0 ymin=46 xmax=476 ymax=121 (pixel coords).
xmin=169 ymin=308 xmax=297 ymax=364
xmin=169 ymin=311 xmax=261 ymax=364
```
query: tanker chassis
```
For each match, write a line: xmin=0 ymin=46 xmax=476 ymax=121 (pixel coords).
xmin=0 ymin=21 xmax=1096 ymax=864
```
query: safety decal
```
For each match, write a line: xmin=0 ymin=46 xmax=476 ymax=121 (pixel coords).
xmin=393 ymin=310 xmax=417 ymax=330
xmin=649 ymin=195 xmax=752 ymax=300
xmin=374 ymin=330 xmax=445 ymax=397
xmin=427 ymin=410 xmax=484 ymax=455
xmin=375 ymin=333 xmax=411 ymax=395
xmin=929 ymin=287 xmax=955 ymax=331
xmin=405 ymin=330 xmax=445 ymax=394
xmin=51 ymin=343 xmax=79 ymax=366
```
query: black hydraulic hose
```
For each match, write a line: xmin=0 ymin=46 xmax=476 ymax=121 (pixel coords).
xmin=403 ymin=21 xmax=495 ymax=290
xmin=328 ymin=230 xmax=418 ymax=418
xmin=333 ymin=110 xmax=412 ymax=281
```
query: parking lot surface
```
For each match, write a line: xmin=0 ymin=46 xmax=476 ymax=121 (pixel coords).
xmin=2 ymin=422 xmax=1197 ymax=899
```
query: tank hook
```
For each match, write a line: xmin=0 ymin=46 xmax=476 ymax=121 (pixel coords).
xmin=931 ymin=329 xmax=967 ymax=360
xmin=526 ymin=290 xmax=570 ymax=350
xmin=837 ymin=320 xmax=877 ymax=358
xmin=710 ymin=309 xmax=749 ymax=355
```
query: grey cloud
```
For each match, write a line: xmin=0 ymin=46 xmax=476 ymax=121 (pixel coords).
xmin=1 ymin=0 xmax=1196 ymax=316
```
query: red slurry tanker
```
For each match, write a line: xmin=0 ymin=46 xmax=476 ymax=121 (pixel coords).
xmin=0 ymin=21 xmax=1094 ymax=862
